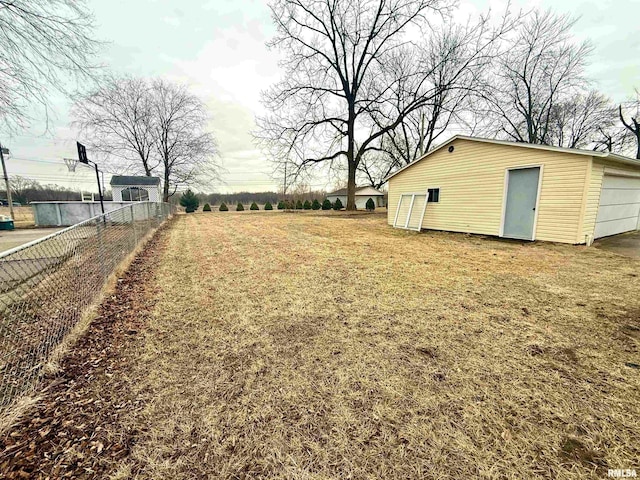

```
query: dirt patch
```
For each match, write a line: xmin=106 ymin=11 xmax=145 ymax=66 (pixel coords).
xmin=560 ymin=436 xmax=607 ymax=473
xmin=608 ymin=308 xmax=640 ymax=353
xmin=525 ymin=343 xmax=546 ymax=356
xmin=555 ymin=346 xmax=579 ymax=363
xmin=415 ymin=345 xmax=438 ymax=358
xmin=622 ymin=324 xmax=640 ymax=338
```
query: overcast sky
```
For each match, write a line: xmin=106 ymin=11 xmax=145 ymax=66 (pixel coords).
xmin=2 ymin=0 xmax=639 ymax=194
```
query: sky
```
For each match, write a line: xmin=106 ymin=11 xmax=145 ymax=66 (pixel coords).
xmin=2 ymin=0 xmax=639 ymax=195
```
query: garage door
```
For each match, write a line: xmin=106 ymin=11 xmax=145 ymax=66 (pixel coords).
xmin=594 ymin=175 xmax=640 ymax=239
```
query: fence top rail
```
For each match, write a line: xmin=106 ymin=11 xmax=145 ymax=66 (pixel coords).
xmin=30 ymin=201 xmax=138 ymax=204
xmin=0 ymin=201 xmax=171 ymax=260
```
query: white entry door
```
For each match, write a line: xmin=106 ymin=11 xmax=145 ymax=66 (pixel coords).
xmin=502 ymin=167 xmax=541 ymax=241
xmin=594 ymin=174 xmax=640 ymax=239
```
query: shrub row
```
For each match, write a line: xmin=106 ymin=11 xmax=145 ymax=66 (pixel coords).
xmin=200 ymin=202 xmax=271 ymax=211
xmin=275 ymin=198 xmax=339 ymax=210
xmin=197 ymin=198 xmax=376 ymax=212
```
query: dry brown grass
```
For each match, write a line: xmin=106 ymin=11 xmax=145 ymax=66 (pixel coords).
xmin=114 ymin=213 xmax=639 ymax=479
xmin=0 ymin=206 xmax=34 ymax=227
xmin=2 ymin=212 xmax=637 ymax=478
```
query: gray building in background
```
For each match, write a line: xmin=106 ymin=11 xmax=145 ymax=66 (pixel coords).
xmin=110 ymin=176 xmax=161 ymax=202
xmin=31 ymin=177 xmax=163 ymax=227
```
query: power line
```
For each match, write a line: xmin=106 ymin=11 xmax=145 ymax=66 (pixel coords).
xmin=7 ymin=173 xmax=111 ymax=182
xmin=6 ymin=157 xmax=120 ymax=177
xmin=9 ymin=156 xmax=277 ymax=177
xmin=9 ymin=157 xmax=67 ymax=165
xmin=14 ymin=177 xmax=94 ymax=183
xmin=8 ymin=173 xmax=323 ymax=188
xmin=7 ymin=156 xmax=107 ymax=171
xmin=5 ymin=156 xmax=331 ymax=189
xmin=9 ymin=154 xmax=279 ymax=175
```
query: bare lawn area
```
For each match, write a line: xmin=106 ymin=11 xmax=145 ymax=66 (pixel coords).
xmin=2 ymin=212 xmax=639 ymax=479
xmin=0 ymin=206 xmax=35 ymax=228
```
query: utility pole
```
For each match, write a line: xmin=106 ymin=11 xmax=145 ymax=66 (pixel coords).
xmin=283 ymin=163 xmax=287 ymax=198
xmin=0 ymin=143 xmax=14 ymax=220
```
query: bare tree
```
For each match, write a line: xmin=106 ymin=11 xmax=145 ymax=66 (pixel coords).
xmin=1 ymin=177 xmax=81 ymax=201
xmin=484 ymin=10 xmax=592 ymax=145
xmin=619 ymin=89 xmax=640 ymax=159
xmin=546 ymin=90 xmax=613 ymax=148
xmin=72 ymin=77 xmax=219 ymax=201
xmin=258 ymin=0 xmax=513 ymax=209
xmin=9 ymin=175 xmax=36 ymax=203
xmin=0 ymin=0 xmax=100 ymax=133
xmin=592 ymin=123 xmax=633 ymax=154
xmin=356 ymin=20 xmax=498 ymax=186
xmin=72 ymin=76 xmax=157 ymax=174
xmin=258 ymin=0 xmax=446 ymax=210
xmin=152 ymin=80 xmax=218 ymax=201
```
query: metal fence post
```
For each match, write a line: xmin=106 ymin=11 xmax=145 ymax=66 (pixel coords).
xmin=96 ymin=216 xmax=107 ymax=279
xmin=131 ymin=204 xmax=137 ymax=246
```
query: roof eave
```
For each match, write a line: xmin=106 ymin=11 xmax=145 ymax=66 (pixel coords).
xmin=601 ymin=153 xmax=640 ymax=167
xmin=111 ymin=183 xmax=160 ymax=186
xmin=382 ymin=135 xmax=640 ymax=182
xmin=328 ymin=186 xmax=384 ymax=195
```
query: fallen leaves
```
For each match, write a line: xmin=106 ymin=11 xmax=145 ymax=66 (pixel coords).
xmin=0 ymin=225 xmax=169 ymax=479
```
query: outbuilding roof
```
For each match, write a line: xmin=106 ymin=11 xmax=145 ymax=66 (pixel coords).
xmin=384 ymin=135 xmax=640 ymax=182
xmin=110 ymin=175 xmax=161 ymax=186
xmin=328 ymin=186 xmax=384 ymax=196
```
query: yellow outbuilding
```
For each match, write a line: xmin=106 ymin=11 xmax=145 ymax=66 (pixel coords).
xmin=386 ymin=136 xmax=640 ymax=245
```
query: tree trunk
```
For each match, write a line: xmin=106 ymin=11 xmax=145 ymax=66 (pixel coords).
xmin=346 ymin=102 xmax=357 ymax=211
xmin=346 ymin=160 xmax=357 ymax=210
xmin=162 ymin=168 xmax=170 ymax=203
xmin=619 ymin=106 xmax=640 ymax=159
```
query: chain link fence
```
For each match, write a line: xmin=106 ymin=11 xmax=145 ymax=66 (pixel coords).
xmin=0 ymin=202 xmax=176 ymax=412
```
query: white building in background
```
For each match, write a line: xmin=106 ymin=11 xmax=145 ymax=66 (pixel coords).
xmin=110 ymin=176 xmax=162 ymax=202
xmin=326 ymin=186 xmax=386 ymax=209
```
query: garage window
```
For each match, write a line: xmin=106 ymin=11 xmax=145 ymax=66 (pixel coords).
xmin=428 ymin=188 xmax=440 ymax=203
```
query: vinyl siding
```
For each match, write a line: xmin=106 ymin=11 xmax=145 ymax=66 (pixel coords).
xmin=583 ymin=160 xmax=604 ymax=242
xmin=387 ymin=138 xmax=590 ymax=244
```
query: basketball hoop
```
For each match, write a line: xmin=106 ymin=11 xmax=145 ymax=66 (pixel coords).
xmin=64 ymin=157 xmax=78 ymax=172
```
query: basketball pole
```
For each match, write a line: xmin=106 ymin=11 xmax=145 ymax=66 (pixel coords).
xmin=92 ymin=162 xmax=105 ymax=216
xmin=76 ymin=142 xmax=105 ymax=217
